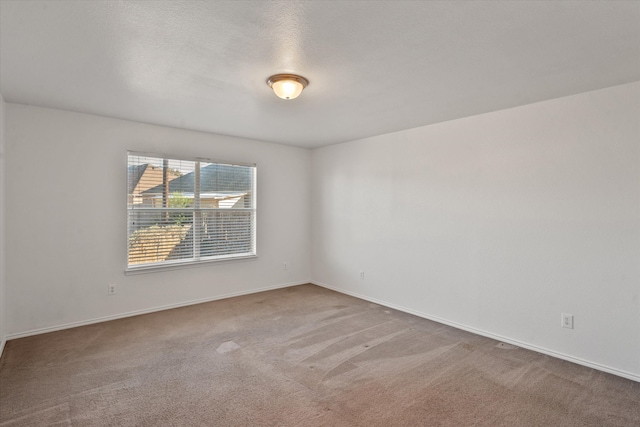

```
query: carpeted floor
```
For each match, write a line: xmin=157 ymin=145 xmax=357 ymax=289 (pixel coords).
xmin=1 ymin=284 xmax=638 ymax=426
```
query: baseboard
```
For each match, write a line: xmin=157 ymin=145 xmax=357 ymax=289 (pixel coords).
xmin=6 ymin=280 xmax=310 ymax=341
xmin=311 ymin=281 xmax=640 ymax=383
xmin=0 ymin=336 xmax=6 ymax=360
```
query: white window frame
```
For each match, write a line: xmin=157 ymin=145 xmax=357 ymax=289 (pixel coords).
xmin=126 ymin=151 xmax=257 ymax=274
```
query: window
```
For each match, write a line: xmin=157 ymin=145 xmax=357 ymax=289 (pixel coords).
xmin=127 ymin=152 xmax=256 ymax=271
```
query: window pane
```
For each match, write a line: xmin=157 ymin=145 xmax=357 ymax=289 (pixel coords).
xmin=199 ymin=162 xmax=254 ymax=209
xmin=128 ymin=210 xmax=194 ymax=266
xmin=199 ymin=210 xmax=255 ymax=258
xmin=128 ymin=155 xmax=195 ymax=209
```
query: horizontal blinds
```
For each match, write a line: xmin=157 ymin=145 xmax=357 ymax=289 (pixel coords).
xmin=128 ymin=211 xmax=194 ymax=265
xmin=198 ymin=210 xmax=255 ymax=257
xmin=127 ymin=153 xmax=256 ymax=268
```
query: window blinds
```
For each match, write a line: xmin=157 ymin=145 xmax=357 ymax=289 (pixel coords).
xmin=127 ymin=152 xmax=256 ymax=270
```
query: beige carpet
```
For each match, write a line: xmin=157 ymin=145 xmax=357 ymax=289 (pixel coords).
xmin=1 ymin=284 xmax=638 ymax=426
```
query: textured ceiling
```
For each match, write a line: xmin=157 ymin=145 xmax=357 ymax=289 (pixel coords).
xmin=1 ymin=0 xmax=639 ymax=148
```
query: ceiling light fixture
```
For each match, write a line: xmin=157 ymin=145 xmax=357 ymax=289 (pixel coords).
xmin=267 ymin=74 xmax=309 ymax=100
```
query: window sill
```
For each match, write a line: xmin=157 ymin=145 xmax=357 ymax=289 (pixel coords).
xmin=125 ymin=254 xmax=257 ymax=275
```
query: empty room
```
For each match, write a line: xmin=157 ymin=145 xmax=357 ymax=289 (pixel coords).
xmin=0 ymin=1 xmax=639 ymax=425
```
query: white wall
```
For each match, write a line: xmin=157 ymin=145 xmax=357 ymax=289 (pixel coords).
xmin=4 ymin=104 xmax=311 ymax=336
xmin=3 ymin=83 xmax=639 ymax=381
xmin=0 ymin=94 xmax=6 ymax=356
xmin=311 ymin=82 xmax=640 ymax=380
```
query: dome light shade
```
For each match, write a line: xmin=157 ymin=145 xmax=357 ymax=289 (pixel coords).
xmin=267 ymin=74 xmax=309 ymax=100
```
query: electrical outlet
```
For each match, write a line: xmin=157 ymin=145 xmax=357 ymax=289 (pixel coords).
xmin=108 ymin=284 xmax=117 ymax=295
xmin=561 ymin=313 xmax=573 ymax=329
xmin=360 ymin=271 xmax=365 ymax=280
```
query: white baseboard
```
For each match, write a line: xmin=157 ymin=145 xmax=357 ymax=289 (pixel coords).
xmin=6 ymin=280 xmax=310 ymax=341
xmin=0 ymin=337 xmax=5 ymax=360
xmin=311 ymin=281 xmax=640 ymax=383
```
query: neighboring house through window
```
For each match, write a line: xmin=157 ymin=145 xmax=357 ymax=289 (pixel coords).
xmin=127 ymin=152 xmax=256 ymax=271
